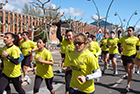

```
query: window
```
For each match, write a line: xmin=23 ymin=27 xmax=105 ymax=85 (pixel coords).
xmin=10 ymin=12 xmax=12 ymax=23
xmin=0 ymin=10 xmax=2 ymax=23
xmin=5 ymin=11 xmax=8 ymax=23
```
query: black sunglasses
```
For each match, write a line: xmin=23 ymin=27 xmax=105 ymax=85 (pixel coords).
xmin=74 ymin=42 xmax=85 ymax=45
xmin=128 ymin=30 xmax=132 ymax=32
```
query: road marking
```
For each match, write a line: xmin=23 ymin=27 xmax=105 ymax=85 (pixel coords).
xmin=112 ymin=75 xmax=126 ymax=87
xmin=26 ymin=83 xmax=63 ymax=94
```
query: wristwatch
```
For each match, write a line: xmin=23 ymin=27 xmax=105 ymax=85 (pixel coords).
xmin=86 ymin=76 xmax=89 ymax=81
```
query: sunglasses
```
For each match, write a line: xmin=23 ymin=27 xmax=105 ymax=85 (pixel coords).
xmin=74 ymin=42 xmax=85 ymax=45
xmin=128 ymin=30 xmax=132 ymax=32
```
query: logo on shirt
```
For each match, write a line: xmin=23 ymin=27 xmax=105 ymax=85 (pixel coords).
xmin=79 ymin=62 xmax=83 ymax=65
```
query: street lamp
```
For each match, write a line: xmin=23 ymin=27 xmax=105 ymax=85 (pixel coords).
xmin=114 ymin=12 xmax=123 ymax=26
xmin=104 ymin=0 xmax=115 ymax=33
xmin=134 ymin=19 xmax=140 ymax=28
xmin=87 ymin=0 xmax=100 ymax=27
xmin=126 ymin=10 xmax=137 ymax=29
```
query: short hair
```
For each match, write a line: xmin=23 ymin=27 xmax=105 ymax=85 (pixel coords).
xmin=65 ymin=29 xmax=73 ymax=34
xmin=18 ymin=32 xmax=22 ymax=36
xmin=128 ymin=26 xmax=135 ymax=31
xmin=23 ymin=31 xmax=29 ymax=36
xmin=110 ymin=31 xmax=115 ymax=34
xmin=87 ymin=34 xmax=95 ymax=40
xmin=138 ymin=34 xmax=140 ymax=38
xmin=85 ymin=32 xmax=90 ymax=35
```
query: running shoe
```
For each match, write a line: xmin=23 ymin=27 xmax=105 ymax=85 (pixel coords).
xmin=125 ymin=85 xmax=130 ymax=92
xmin=136 ymin=70 xmax=139 ymax=74
xmin=132 ymin=68 xmax=135 ymax=73
xmin=123 ymin=73 xmax=128 ymax=79
xmin=113 ymin=70 xmax=118 ymax=76
xmin=25 ymin=75 xmax=31 ymax=84
xmin=58 ymin=69 xmax=62 ymax=73
xmin=102 ymin=70 xmax=105 ymax=75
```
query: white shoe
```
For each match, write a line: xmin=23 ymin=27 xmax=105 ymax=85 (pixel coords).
xmin=25 ymin=75 xmax=31 ymax=84
xmin=136 ymin=70 xmax=139 ymax=74
xmin=133 ymin=68 xmax=135 ymax=73
xmin=113 ymin=70 xmax=118 ymax=76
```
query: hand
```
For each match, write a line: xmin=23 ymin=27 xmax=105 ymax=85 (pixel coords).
xmin=2 ymin=50 xmax=8 ymax=56
xmin=120 ymin=46 xmax=124 ymax=51
xmin=28 ymin=50 xmax=32 ymax=53
xmin=103 ymin=43 xmax=105 ymax=45
xmin=37 ymin=57 xmax=43 ymax=62
xmin=62 ymin=66 xmax=69 ymax=71
xmin=78 ymin=76 xmax=86 ymax=83
xmin=109 ymin=46 xmax=111 ymax=48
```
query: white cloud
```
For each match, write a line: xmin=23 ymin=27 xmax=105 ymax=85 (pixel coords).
xmin=92 ymin=14 xmax=105 ymax=20
xmin=1 ymin=0 xmax=84 ymax=18
xmin=1 ymin=0 xmax=30 ymax=13
xmin=136 ymin=25 xmax=140 ymax=28
xmin=59 ymin=7 xmax=84 ymax=17
xmin=47 ymin=2 xmax=56 ymax=9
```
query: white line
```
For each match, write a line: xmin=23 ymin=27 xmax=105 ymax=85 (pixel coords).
xmin=112 ymin=75 xmax=126 ymax=87
xmin=26 ymin=83 xmax=63 ymax=94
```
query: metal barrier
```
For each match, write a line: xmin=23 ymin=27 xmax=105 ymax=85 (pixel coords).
xmin=46 ymin=47 xmax=61 ymax=50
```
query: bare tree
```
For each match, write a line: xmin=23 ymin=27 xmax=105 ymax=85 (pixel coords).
xmin=74 ymin=20 xmax=87 ymax=33
xmin=22 ymin=3 xmax=42 ymax=17
xmin=0 ymin=0 xmax=8 ymax=9
xmin=30 ymin=0 xmax=64 ymax=48
xmin=64 ymin=16 xmax=87 ymax=33
xmin=91 ymin=14 xmax=108 ymax=30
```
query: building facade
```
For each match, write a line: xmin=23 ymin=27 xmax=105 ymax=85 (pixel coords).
xmin=0 ymin=9 xmax=97 ymax=44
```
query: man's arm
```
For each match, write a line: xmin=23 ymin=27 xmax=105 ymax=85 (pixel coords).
xmin=56 ymin=21 xmax=63 ymax=42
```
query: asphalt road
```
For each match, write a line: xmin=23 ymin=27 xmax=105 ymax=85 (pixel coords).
xmin=4 ymin=51 xmax=140 ymax=94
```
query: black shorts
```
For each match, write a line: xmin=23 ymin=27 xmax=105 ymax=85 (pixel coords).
xmin=109 ymin=54 xmax=118 ymax=60
xmin=22 ymin=55 xmax=32 ymax=67
xmin=122 ymin=54 xmax=136 ymax=66
xmin=61 ymin=53 xmax=65 ymax=58
xmin=65 ymin=70 xmax=72 ymax=92
xmin=102 ymin=51 xmax=109 ymax=55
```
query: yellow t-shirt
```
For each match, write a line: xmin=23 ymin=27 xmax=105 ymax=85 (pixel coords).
xmin=64 ymin=49 xmax=100 ymax=93
xmin=100 ymin=38 xmax=109 ymax=51
xmin=119 ymin=36 xmax=139 ymax=56
xmin=59 ymin=42 xmax=65 ymax=54
xmin=20 ymin=40 xmax=37 ymax=56
xmin=61 ymin=37 xmax=75 ymax=67
xmin=136 ymin=51 xmax=140 ymax=59
xmin=107 ymin=37 xmax=119 ymax=54
xmin=89 ymin=41 xmax=101 ymax=61
xmin=2 ymin=45 xmax=21 ymax=78
xmin=35 ymin=48 xmax=54 ymax=79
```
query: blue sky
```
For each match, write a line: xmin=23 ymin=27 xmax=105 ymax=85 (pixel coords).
xmin=1 ymin=0 xmax=140 ymax=29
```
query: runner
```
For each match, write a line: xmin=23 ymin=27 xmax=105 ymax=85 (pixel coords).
xmin=87 ymin=34 xmax=101 ymax=63
xmin=58 ymin=34 xmax=65 ymax=73
xmin=56 ymin=20 xmax=75 ymax=94
xmin=119 ymin=26 xmax=139 ymax=92
xmin=135 ymin=34 xmax=140 ymax=74
xmin=20 ymin=31 xmax=38 ymax=85
xmin=107 ymin=31 xmax=119 ymax=76
xmin=100 ymin=32 xmax=110 ymax=74
xmin=33 ymin=37 xmax=54 ymax=94
xmin=0 ymin=32 xmax=25 ymax=94
xmin=64 ymin=33 xmax=101 ymax=94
